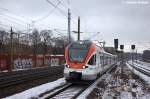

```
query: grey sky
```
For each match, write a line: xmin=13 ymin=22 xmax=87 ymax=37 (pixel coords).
xmin=0 ymin=0 xmax=150 ymax=52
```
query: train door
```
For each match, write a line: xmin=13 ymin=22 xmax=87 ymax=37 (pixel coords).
xmin=87 ymin=54 xmax=96 ymax=66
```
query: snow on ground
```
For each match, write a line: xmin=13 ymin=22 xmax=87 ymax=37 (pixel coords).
xmin=128 ymin=61 xmax=150 ymax=71
xmin=77 ymin=74 xmax=111 ymax=99
xmin=137 ymin=60 xmax=150 ymax=67
xmin=127 ymin=62 xmax=150 ymax=84
xmin=4 ymin=78 xmax=66 ymax=99
xmin=85 ymin=65 xmax=150 ymax=99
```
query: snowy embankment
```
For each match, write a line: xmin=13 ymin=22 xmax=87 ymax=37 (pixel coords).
xmin=81 ymin=65 xmax=150 ymax=99
xmin=126 ymin=61 xmax=150 ymax=84
xmin=77 ymin=74 xmax=112 ymax=99
xmin=137 ymin=60 xmax=150 ymax=67
xmin=4 ymin=78 xmax=66 ymax=99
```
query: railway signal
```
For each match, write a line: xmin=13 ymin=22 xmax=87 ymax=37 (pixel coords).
xmin=114 ymin=39 xmax=119 ymax=51
xmin=131 ymin=45 xmax=136 ymax=63
xmin=131 ymin=45 xmax=135 ymax=50
xmin=120 ymin=45 xmax=124 ymax=50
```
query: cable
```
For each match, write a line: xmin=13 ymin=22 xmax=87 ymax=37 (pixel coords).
xmin=0 ymin=6 xmax=32 ymax=30
xmin=0 ymin=7 xmax=32 ymax=22
xmin=0 ymin=13 xmax=29 ymax=24
xmin=0 ymin=16 xmax=27 ymax=27
xmin=34 ymin=1 xmax=61 ymax=23
xmin=58 ymin=0 xmax=88 ymax=30
xmin=46 ymin=0 xmax=67 ymax=17
xmin=0 ymin=23 xmax=18 ymax=31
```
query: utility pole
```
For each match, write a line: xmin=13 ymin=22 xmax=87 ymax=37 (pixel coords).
xmin=78 ymin=16 xmax=80 ymax=41
xmin=68 ymin=0 xmax=71 ymax=43
xmin=10 ymin=27 xmax=14 ymax=71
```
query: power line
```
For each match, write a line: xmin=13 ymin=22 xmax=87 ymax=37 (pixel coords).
xmin=0 ymin=16 xmax=27 ymax=27
xmin=0 ymin=13 xmax=29 ymax=24
xmin=0 ymin=7 xmax=32 ymax=22
xmin=34 ymin=1 xmax=61 ymax=23
xmin=0 ymin=6 xmax=33 ymax=30
xmin=46 ymin=0 xmax=67 ymax=17
xmin=0 ymin=23 xmax=19 ymax=31
xmin=58 ymin=0 xmax=88 ymax=29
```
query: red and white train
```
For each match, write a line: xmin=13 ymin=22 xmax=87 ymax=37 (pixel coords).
xmin=64 ymin=40 xmax=117 ymax=81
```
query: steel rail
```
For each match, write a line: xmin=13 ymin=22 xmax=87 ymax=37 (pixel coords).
xmin=0 ymin=66 xmax=64 ymax=88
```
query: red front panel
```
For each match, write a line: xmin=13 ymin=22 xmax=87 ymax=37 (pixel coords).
xmin=65 ymin=43 xmax=96 ymax=69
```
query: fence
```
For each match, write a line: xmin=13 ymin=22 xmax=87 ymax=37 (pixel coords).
xmin=0 ymin=54 xmax=64 ymax=71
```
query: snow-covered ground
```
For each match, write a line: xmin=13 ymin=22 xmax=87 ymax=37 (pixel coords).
xmin=4 ymin=78 xmax=66 ymax=99
xmin=127 ymin=61 xmax=150 ymax=84
xmin=77 ymin=74 xmax=111 ymax=99
xmin=3 ymin=62 xmax=150 ymax=99
xmin=83 ymin=65 xmax=150 ymax=99
xmin=129 ymin=60 xmax=150 ymax=70
xmin=137 ymin=60 xmax=150 ymax=67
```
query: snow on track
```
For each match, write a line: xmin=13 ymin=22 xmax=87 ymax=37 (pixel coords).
xmin=126 ymin=62 xmax=150 ymax=84
xmin=52 ymin=85 xmax=85 ymax=99
xmin=4 ymin=78 xmax=66 ymax=99
xmin=77 ymin=74 xmax=112 ymax=99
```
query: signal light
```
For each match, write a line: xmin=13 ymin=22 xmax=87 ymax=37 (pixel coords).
xmin=131 ymin=45 xmax=135 ymax=50
xmin=65 ymin=65 xmax=69 ymax=68
xmin=120 ymin=45 xmax=124 ymax=50
xmin=114 ymin=39 xmax=119 ymax=50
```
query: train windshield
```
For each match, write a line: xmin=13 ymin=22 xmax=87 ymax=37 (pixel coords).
xmin=69 ymin=48 xmax=88 ymax=62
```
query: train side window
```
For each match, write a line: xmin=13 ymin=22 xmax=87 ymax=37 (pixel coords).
xmin=88 ymin=54 xmax=96 ymax=65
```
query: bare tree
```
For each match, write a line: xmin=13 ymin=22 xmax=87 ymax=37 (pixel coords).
xmin=0 ymin=30 xmax=6 ymax=53
xmin=40 ymin=30 xmax=53 ymax=66
xmin=32 ymin=29 xmax=41 ymax=67
xmin=52 ymin=35 xmax=68 ymax=55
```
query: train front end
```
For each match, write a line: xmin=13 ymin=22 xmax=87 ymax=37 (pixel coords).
xmin=64 ymin=40 xmax=97 ymax=81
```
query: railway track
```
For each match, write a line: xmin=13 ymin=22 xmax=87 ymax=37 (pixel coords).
xmin=39 ymin=63 xmax=119 ymax=99
xmin=0 ymin=66 xmax=64 ymax=89
xmin=127 ymin=62 xmax=150 ymax=77
xmin=39 ymin=83 xmax=88 ymax=99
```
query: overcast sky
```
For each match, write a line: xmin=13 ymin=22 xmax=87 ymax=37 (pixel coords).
xmin=0 ymin=0 xmax=150 ymax=52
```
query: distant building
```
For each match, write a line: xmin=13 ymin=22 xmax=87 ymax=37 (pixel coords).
xmin=142 ymin=50 xmax=150 ymax=63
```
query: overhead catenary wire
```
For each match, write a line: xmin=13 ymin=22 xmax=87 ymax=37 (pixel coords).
xmin=33 ymin=1 xmax=61 ymax=23
xmin=46 ymin=0 xmax=68 ymax=17
xmin=0 ymin=16 xmax=27 ymax=27
xmin=0 ymin=7 xmax=33 ymax=31
xmin=0 ymin=13 xmax=29 ymax=25
xmin=0 ymin=6 xmax=32 ymax=22
xmin=58 ymin=0 xmax=90 ymax=30
xmin=46 ymin=0 xmax=79 ymax=26
xmin=0 ymin=23 xmax=19 ymax=31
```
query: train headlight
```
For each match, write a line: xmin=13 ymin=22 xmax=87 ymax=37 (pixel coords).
xmin=83 ymin=66 xmax=85 ymax=69
xmin=83 ymin=66 xmax=88 ymax=69
xmin=65 ymin=65 xmax=69 ymax=68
